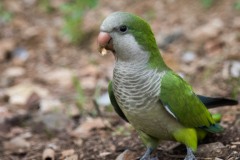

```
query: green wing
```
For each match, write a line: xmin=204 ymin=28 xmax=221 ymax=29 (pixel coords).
xmin=160 ymin=71 xmax=222 ymax=133
xmin=108 ymin=81 xmax=129 ymax=122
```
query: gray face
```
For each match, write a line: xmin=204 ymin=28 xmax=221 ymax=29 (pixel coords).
xmin=100 ymin=12 xmax=149 ymax=63
xmin=100 ymin=12 xmax=131 ymax=33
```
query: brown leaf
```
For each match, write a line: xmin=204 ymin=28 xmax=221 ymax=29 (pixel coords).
xmin=60 ymin=149 xmax=75 ymax=159
xmin=3 ymin=136 xmax=31 ymax=154
xmin=25 ymin=92 xmax=40 ymax=110
xmin=64 ymin=154 xmax=78 ymax=160
xmin=116 ymin=149 xmax=137 ymax=160
xmin=42 ymin=68 xmax=76 ymax=88
xmin=71 ymin=118 xmax=108 ymax=139
xmin=190 ymin=18 xmax=224 ymax=42
xmin=6 ymin=82 xmax=49 ymax=105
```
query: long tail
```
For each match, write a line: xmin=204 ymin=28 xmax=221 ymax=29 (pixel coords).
xmin=197 ymin=95 xmax=239 ymax=109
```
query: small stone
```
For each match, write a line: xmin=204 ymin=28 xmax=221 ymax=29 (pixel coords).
xmin=96 ymin=92 xmax=111 ymax=106
xmin=12 ymin=47 xmax=29 ymax=65
xmin=230 ymin=61 xmax=240 ymax=78
xmin=181 ymin=51 xmax=196 ymax=63
xmin=35 ymin=112 xmax=73 ymax=131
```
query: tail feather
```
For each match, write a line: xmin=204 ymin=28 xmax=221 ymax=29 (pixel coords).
xmin=197 ymin=95 xmax=238 ymax=109
xmin=200 ymin=114 xmax=224 ymax=133
xmin=201 ymin=123 xmax=224 ymax=133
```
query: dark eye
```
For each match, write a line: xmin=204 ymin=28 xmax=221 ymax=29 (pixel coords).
xmin=119 ymin=25 xmax=128 ymax=32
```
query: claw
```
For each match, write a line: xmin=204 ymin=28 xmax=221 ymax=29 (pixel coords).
xmin=184 ymin=147 xmax=197 ymax=160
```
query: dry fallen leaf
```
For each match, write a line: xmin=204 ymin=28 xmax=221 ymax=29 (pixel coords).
xmin=3 ymin=67 xmax=26 ymax=78
xmin=64 ymin=154 xmax=78 ymax=160
xmin=190 ymin=18 xmax=224 ymax=42
xmin=6 ymin=82 xmax=49 ymax=105
xmin=3 ymin=136 xmax=31 ymax=154
xmin=71 ymin=117 xmax=109 ymax=139
xmin=116 ymin=149 xmax=137 ymax=160
xmin=60 ymin=149 xmax=75 ymax=159
xmin=42 ymin=68 xmax=76 ymax=88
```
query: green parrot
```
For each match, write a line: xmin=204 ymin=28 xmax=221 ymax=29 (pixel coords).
xmin=97 ymin=12 xmax=238 ymax=160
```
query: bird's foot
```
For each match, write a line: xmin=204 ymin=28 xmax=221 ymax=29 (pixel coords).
xmin=184 ymin=147 xmax=196 ymax=160
xmin=140 ymin=156 xmax=158 ymax=160
xmin=140 ymin=147 xmax=155 ymax=160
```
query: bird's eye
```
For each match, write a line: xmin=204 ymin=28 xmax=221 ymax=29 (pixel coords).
xmin=119 ymin=25 xmax=128 ymax=33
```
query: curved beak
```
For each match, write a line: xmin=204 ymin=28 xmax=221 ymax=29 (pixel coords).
xmin=97 ymin=32 xmax=114 ymax=55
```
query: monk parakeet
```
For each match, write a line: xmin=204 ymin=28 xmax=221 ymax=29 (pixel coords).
xmin=97 ymin=12 xmax=238 ymax=160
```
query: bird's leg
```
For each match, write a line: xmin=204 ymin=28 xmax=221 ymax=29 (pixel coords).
xmin=184 ymin=147 xmax=196 ymax=160
xmin=140 ymin=147 xmax=154 ymax=160
xmin=136 ymin=130 xmax=159 ymax=160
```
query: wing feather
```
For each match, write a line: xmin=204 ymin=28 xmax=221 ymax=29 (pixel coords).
xmin=159 ymin=71 xmax=216 ymax=129
xmin=108 ymin=81 xmax=129 ymax=122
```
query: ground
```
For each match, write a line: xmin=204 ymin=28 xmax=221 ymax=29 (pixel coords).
xmin=0 ymin=0 xmax=240 ymax=160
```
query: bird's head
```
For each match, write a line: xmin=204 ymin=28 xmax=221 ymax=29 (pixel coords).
xmin=98 ymin=12 xmax=160 ymax=63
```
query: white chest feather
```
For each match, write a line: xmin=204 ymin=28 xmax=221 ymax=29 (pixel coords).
xmin=113 ymin=64 xmax=166 ymax=112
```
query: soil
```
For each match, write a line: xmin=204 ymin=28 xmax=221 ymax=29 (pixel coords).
xmin=0 ymin=0 xmax=239 ymax=160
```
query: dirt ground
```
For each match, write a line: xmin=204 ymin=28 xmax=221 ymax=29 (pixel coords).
xmin=0 ymin=0 xmax=240 ymax=160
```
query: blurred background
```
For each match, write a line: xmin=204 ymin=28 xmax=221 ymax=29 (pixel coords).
xmin=0 ymin=0 xmax=239 ymax=159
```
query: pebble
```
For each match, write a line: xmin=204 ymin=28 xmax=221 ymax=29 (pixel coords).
xmin=181 ymin=51 xmax=196 ymax=63
xmin=96 ymin=92 xmax=111 ymax=106
xmin=230 ymin=61 xmax=240 ymax=78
